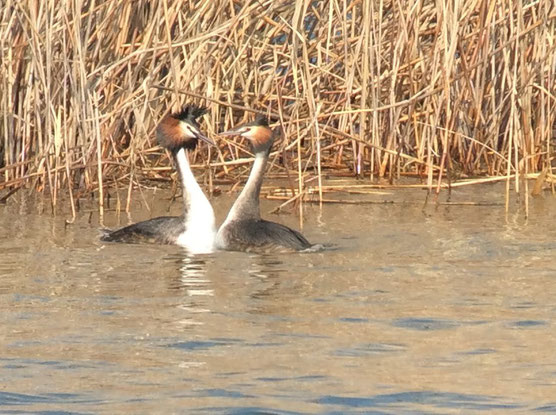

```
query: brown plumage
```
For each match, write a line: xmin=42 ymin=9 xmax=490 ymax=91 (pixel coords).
xmin=250 ymin=125 xmax=273 ymax=149
xmin=156 ymin=104 xmax=212 ymax=152
xmin=219 ymin=114 xmax=274 ymax=154
xmin=156 ymin=116 xmax=185 ymax=150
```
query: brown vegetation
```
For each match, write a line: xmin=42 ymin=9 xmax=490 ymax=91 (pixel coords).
xmin=1 ymin=0 xmax=555 ymax=215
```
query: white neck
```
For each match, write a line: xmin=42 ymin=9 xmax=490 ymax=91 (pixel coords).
xmin=175 ymin=148 xmax=216 ymax=253
xmin=223 ymin=151 xmax=267 ymax=223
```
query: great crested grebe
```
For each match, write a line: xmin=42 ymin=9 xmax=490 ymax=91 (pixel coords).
xmin=101 ymin=105 xmax=216 ymax=254
xmin=215 ymin=115 xmax=313 ymax=253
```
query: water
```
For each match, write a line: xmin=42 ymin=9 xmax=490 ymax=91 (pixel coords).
xmin=1 ymin=184 xmax=556 ymax=414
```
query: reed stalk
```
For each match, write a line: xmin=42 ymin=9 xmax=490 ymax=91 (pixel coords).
xmin=0 ymin=0 xmax=554 ymax=209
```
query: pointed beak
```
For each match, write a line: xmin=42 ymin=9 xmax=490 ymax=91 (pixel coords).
xmin=196 ymin=131 xmax=215 ymax=146
xmin=218 ymin=127 xmax=241 ymax=137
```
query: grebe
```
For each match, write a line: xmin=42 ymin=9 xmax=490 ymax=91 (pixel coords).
xmin=215 ymin=115 xmax=313 ymax=253
xmin=101 ymin=105 xmax=216 ymax=254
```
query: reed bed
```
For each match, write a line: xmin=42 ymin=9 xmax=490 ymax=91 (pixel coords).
xmin=1 ymin=0 xmax=555 ymax=216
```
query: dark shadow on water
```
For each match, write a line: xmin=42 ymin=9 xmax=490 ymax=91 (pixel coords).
xmin=392 ymin=318 xmax=460 ymax=331
xmin=256 ymin=375 xmax=328 ymax=383
xmin=509 ymin=320 xmax=547 ymax=328
xmin=315 ymin=391 xmax=523 ymax=411
xmin=535 ymin=404 xmax=556 ymax=413
xmin=168 ymin=338 xmax=243 ymax=351
xmin=0 ymin=412 xmax=92 ymax=415
xmin=194 ymin=407 xmax=302 ymax=415
xmin=195 ymin=388 xmax=255 ymax=399
xmin=334 ymin=342 xmax=406 ymax=357
xmin=338 ymin=317 xmax=369 ymax=323
xmin=0 ymin=391 xmax=97 ymax=414
xmin=457 ymin=348 xmax=497 ymax=355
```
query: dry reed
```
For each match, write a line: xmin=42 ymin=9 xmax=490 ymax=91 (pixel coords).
xmin=1 ymin=0 xmax=555 ymax=213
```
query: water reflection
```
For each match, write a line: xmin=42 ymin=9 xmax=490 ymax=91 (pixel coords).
xmin=174 ymin=254 xmax=213 ymax=297
xmin=2 ymin=185 xmax=556 ymax=413
xmin=246 ymin=254 xmax=287 ymax=301
xmin=156 ymin=253 xmax=216 ymax=336
xmin=247 ymin=254 xmax=287 ymax=280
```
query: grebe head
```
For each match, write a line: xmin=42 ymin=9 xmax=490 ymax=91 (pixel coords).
xmin=157 ymin=104 xmax=214 ymax=152
xmin=219 ymin=114 xmax=273 ymax=153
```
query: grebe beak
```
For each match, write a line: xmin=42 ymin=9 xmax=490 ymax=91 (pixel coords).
xmin=218 ymin=128 xmax=242 ymax=137
xmin=196 ymin=131 xmax=215 ymax=146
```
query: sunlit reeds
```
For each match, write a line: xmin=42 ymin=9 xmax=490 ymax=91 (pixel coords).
xmin=1 ymin=0 xmax=555 ymax=214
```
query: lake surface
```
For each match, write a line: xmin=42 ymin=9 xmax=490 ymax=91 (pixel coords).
xmin=1 ymin=183 xmax=556 ymax=414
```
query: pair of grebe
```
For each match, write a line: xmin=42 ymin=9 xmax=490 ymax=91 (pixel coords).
xmin=101 ymin=105 xmax=313 ymax=254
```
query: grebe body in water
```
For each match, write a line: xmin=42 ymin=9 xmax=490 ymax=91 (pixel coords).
xmin=215 ymin=115 xmax=312 ymax=253
xmin=101 ymin=105 xmax=216 ymax=254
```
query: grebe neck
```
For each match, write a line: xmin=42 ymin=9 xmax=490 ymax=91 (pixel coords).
xmin=174 ymin=148 xmax=215 ymax=250
xmin=224 ymin=150 xmax=268 ymax=222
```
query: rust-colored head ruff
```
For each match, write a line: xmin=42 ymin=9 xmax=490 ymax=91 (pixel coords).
xmin=156 ymin=105 xmax=213 ymax=152
xmin=219 ymin=114 xmax=274 ymax=154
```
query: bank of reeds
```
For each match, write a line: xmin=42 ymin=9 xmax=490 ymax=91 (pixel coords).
xmin=1 ymin=0 xmax=555 ymax=214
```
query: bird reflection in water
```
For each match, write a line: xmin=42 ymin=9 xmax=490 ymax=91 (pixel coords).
xmin=244 ymin=255 xmax=304 ymax=317
xmin=178 ymin=255 xmax=214 ymax=298
xmin=162 ymin=253 xmax=214 ymax=323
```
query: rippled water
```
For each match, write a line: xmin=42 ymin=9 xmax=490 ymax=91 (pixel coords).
xmin=1 ymin=184 xmax=556 ymax=414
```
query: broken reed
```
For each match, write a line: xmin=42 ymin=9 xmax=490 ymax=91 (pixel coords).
xmin=1 ymin=0 xmax=555 ymax=213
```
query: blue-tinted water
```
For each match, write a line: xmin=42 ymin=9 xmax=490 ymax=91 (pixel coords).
xmin=1 ymin=185 xmax=556 ymax=414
